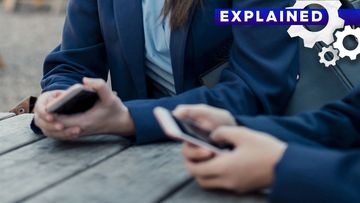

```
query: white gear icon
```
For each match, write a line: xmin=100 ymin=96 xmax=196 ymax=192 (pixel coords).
xmin=333 ymin=26 xmax=360 ymax=60
xmin=287 ymin=0 xmax=344 ymax=48
xmin=318 ymin=45 xmax=340 ymax=67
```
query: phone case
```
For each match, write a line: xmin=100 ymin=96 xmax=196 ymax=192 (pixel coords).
xmin=47 ymin=87 xmax=99 ymax=115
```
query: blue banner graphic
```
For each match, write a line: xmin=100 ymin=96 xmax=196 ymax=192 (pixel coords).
xmin=215 ymin=9 xmax=360 ymax=26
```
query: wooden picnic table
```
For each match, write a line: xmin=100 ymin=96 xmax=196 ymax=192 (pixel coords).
xmin=0 ymin=113 xmax=267 ymax=203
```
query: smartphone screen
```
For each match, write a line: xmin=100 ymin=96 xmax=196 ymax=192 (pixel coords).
xmin=173 ymin=116 xmax=233 ymax=151
xmin=154 ymin=107 xmax=233 ymax=152
xmin=47 ymin=86 xmax=99 ymax=115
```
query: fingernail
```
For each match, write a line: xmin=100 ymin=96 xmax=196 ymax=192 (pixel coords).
xmin=73 ymin=127 xmax=81 ymax=134
xmin=84 ymin=77 xmax=91 ymax=83
xmin=46 ymin=115 xmax=53 ymax=121
xmin=55 ymin=123 xmax=63 ymax=130
xmin=201 ymin=149 xmax=211 ymax=155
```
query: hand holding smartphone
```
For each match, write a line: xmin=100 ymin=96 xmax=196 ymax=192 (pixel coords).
xmin=47 ymin=85 xmax=99 ymax=115
xmin=154 ymin=107 xmax=233 ymax=153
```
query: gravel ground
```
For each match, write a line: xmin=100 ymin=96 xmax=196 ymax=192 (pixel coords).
xmin=0 ymin=8 xmax=65 ymax=111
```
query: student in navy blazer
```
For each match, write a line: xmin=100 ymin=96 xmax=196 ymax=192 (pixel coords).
xmin=177 ymin=87 xmax=360 ymax=202
xmin=32 ymin=0 xmax=298 ymax=144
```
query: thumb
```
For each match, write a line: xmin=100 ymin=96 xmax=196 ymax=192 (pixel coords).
xmin=211 ymin=126 xmax=254 ymax=146
xmin=173 ymin=104 xmax=216 ymax=131
xmin=51 ymin=90 xmax=65 ymax=99
xmin=83 ymin=77 xmax=111 ymax=103
xmin=173 ymin=104 xmax=207 ymax=120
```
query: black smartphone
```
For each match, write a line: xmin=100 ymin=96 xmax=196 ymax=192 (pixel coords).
xmin=47 ymin=86 xmax=99 ymax=115
xmin=177 ymin=118 xmax=234 ymax=150
xmin=154 ymin=107 xmax=233 ymax=153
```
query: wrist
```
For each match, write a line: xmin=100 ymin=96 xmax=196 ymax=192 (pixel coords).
xmin=229 ymin=116 xmax=237 ymax=126
xmin=225 ymin=111 xmax=237 ymax=126
xmin=266 ymin=143 xmax=288 ymax=185
xmin=112 ymin=107 xmax=135 ymax=136
xmin=120 ymin=108 xmax=136 ymax=136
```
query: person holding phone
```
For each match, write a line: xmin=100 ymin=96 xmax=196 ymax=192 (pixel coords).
xmin=32 ymin=0 xmax=299 ymax=143
xmin=173 ymin=85 xmax=360 ymax=202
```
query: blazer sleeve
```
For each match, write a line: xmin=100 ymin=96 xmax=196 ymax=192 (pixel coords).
xmin=236 ymin=87 xmax=360 ymax=149
xmin=270 ymin=144 xmax=360 ymax=203
xmin=36 ymin=1 xmax=298 ymax=144
xmin=41 ymin=0 xmax=108 ymax=92
xmin=126 ymin=0 xmax=299 ymax=144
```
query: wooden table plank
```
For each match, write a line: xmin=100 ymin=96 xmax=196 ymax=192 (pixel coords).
xmin=0 ymin=134 xmax=130 ymax=203
xmin=163 ymin=181 xmax=267 ymax=203
xmin=0 ymin=114 xmax=42 ymax=155
xmin=0 ymin=115 xmax=268 ymax=202
xmin=24 ymin=143 xmax=190 ymax=203
xmin=0 ymin=113 xmax=15 ymax=121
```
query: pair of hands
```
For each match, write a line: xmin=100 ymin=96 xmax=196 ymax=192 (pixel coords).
xmin=34 ymin=78 xmax=135 ymax=140
xmin=35 ymin=80 xmax=287 ymax=193
xmin=173 ymin=105 xmax=287 ymax=193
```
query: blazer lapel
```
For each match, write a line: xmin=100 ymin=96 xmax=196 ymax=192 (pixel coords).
xmin=113 ymin=0 xmax=147 ymax=98
xmin=170 ymin=3 xmax=197 ymax=94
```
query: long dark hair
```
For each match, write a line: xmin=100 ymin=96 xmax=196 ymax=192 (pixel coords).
xmin=162 ymin=0 xmax=200 ymax=29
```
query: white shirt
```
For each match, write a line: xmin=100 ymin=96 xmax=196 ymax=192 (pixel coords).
xmin=142 ymin=0 xmax=176 ymax=96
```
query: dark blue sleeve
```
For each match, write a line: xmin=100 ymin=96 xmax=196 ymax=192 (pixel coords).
xmin=271 ymin=144 xmax=360 ymax=203
xmin=37 ymin=0 xmax=298 ymax=144
xmin=236 ymin=87 xmax=360 ymax=149
xmin=30 ymin=0 xmax=109 ymax=135
xmin=126 ymin=0 xmax=299 ymax=144
xmin=41 ymin=0 xmax=108 ymax=92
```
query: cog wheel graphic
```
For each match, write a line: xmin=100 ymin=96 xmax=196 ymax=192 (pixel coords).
xmin=333 ymin=26 xmax=360 ymax=60
xmin=318 ymin=45 xmax=340 ymax=67
xmin=287 ymin=0 xmax=344 ymax=48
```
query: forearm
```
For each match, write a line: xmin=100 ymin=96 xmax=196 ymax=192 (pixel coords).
xmin=42 ymin=0 xmax=108 ymax=93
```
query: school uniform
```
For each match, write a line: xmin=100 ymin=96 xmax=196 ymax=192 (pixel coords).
xmin=271 ymin=144 xmax=360 ymax=203
xmin=34 ymin=0 xmax=299 ymax=144
xmin=237 ymin=86 xmax=360 ymax=149
xmin=237 ymin=86 xmax=360 ymax=202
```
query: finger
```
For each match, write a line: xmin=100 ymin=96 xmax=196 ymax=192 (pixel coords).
xmin=55 ymin=113 xmax=87 ymax=128
xmin=212 ymin=126 xmax=264 ymax=146
xmin=44 ymin=126 xmax=82 ymax=140
xmin=35 ymin=98 xmax=54 ymax=122
xmin=173 ymin=104 xmax=211 ymax=120
xmin=83 ymin=77 xmax=112 ymax=104
xmin=63 ymin=126 xmax=82 ymax=139
xmin=34 ymin=107 xmax=54 ymax=123
xmin=211 ymin=126 xmax=253 ymax=146
xmin=185 ymin=158 xmax=224 ymax=178
xmin=67 ymin=83 xmax=83 ymax=91
xmin=34 ymin=115 xmax=64 ymax=131
xmin=43 ymin=129 xmax=67 ymax=140
xmin=196 ymin=177 xmax=224 ymax=190
xmin=182 ymin=143 xmax=214 ymax=162
xmin=36 ymin=91 xmax=64 ymax=122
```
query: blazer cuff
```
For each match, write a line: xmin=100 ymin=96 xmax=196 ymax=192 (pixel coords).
xmin=30 ymin=118 xmax=43 ymax=135
xmin=126 ymin=102 xmax=169 ymax=145
xmin=236 ymin=116 xmax=320 ymax=147
xmin=270 ymin=144 xmax=341 ymax=203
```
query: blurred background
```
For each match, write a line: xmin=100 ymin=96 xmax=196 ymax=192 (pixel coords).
xmin=0 ymin=0 xmax=66 ymax=111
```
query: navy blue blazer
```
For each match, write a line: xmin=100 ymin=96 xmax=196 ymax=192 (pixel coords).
xmin=237 ymin=86 xmax=360 ymax=202
xmin=36 ymin=0 xmax=299 ymax=144
xmin=271 ymin=144 xmax=360 ymax=203
xmin=237 ymin=86 xmax=360 ymax=149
